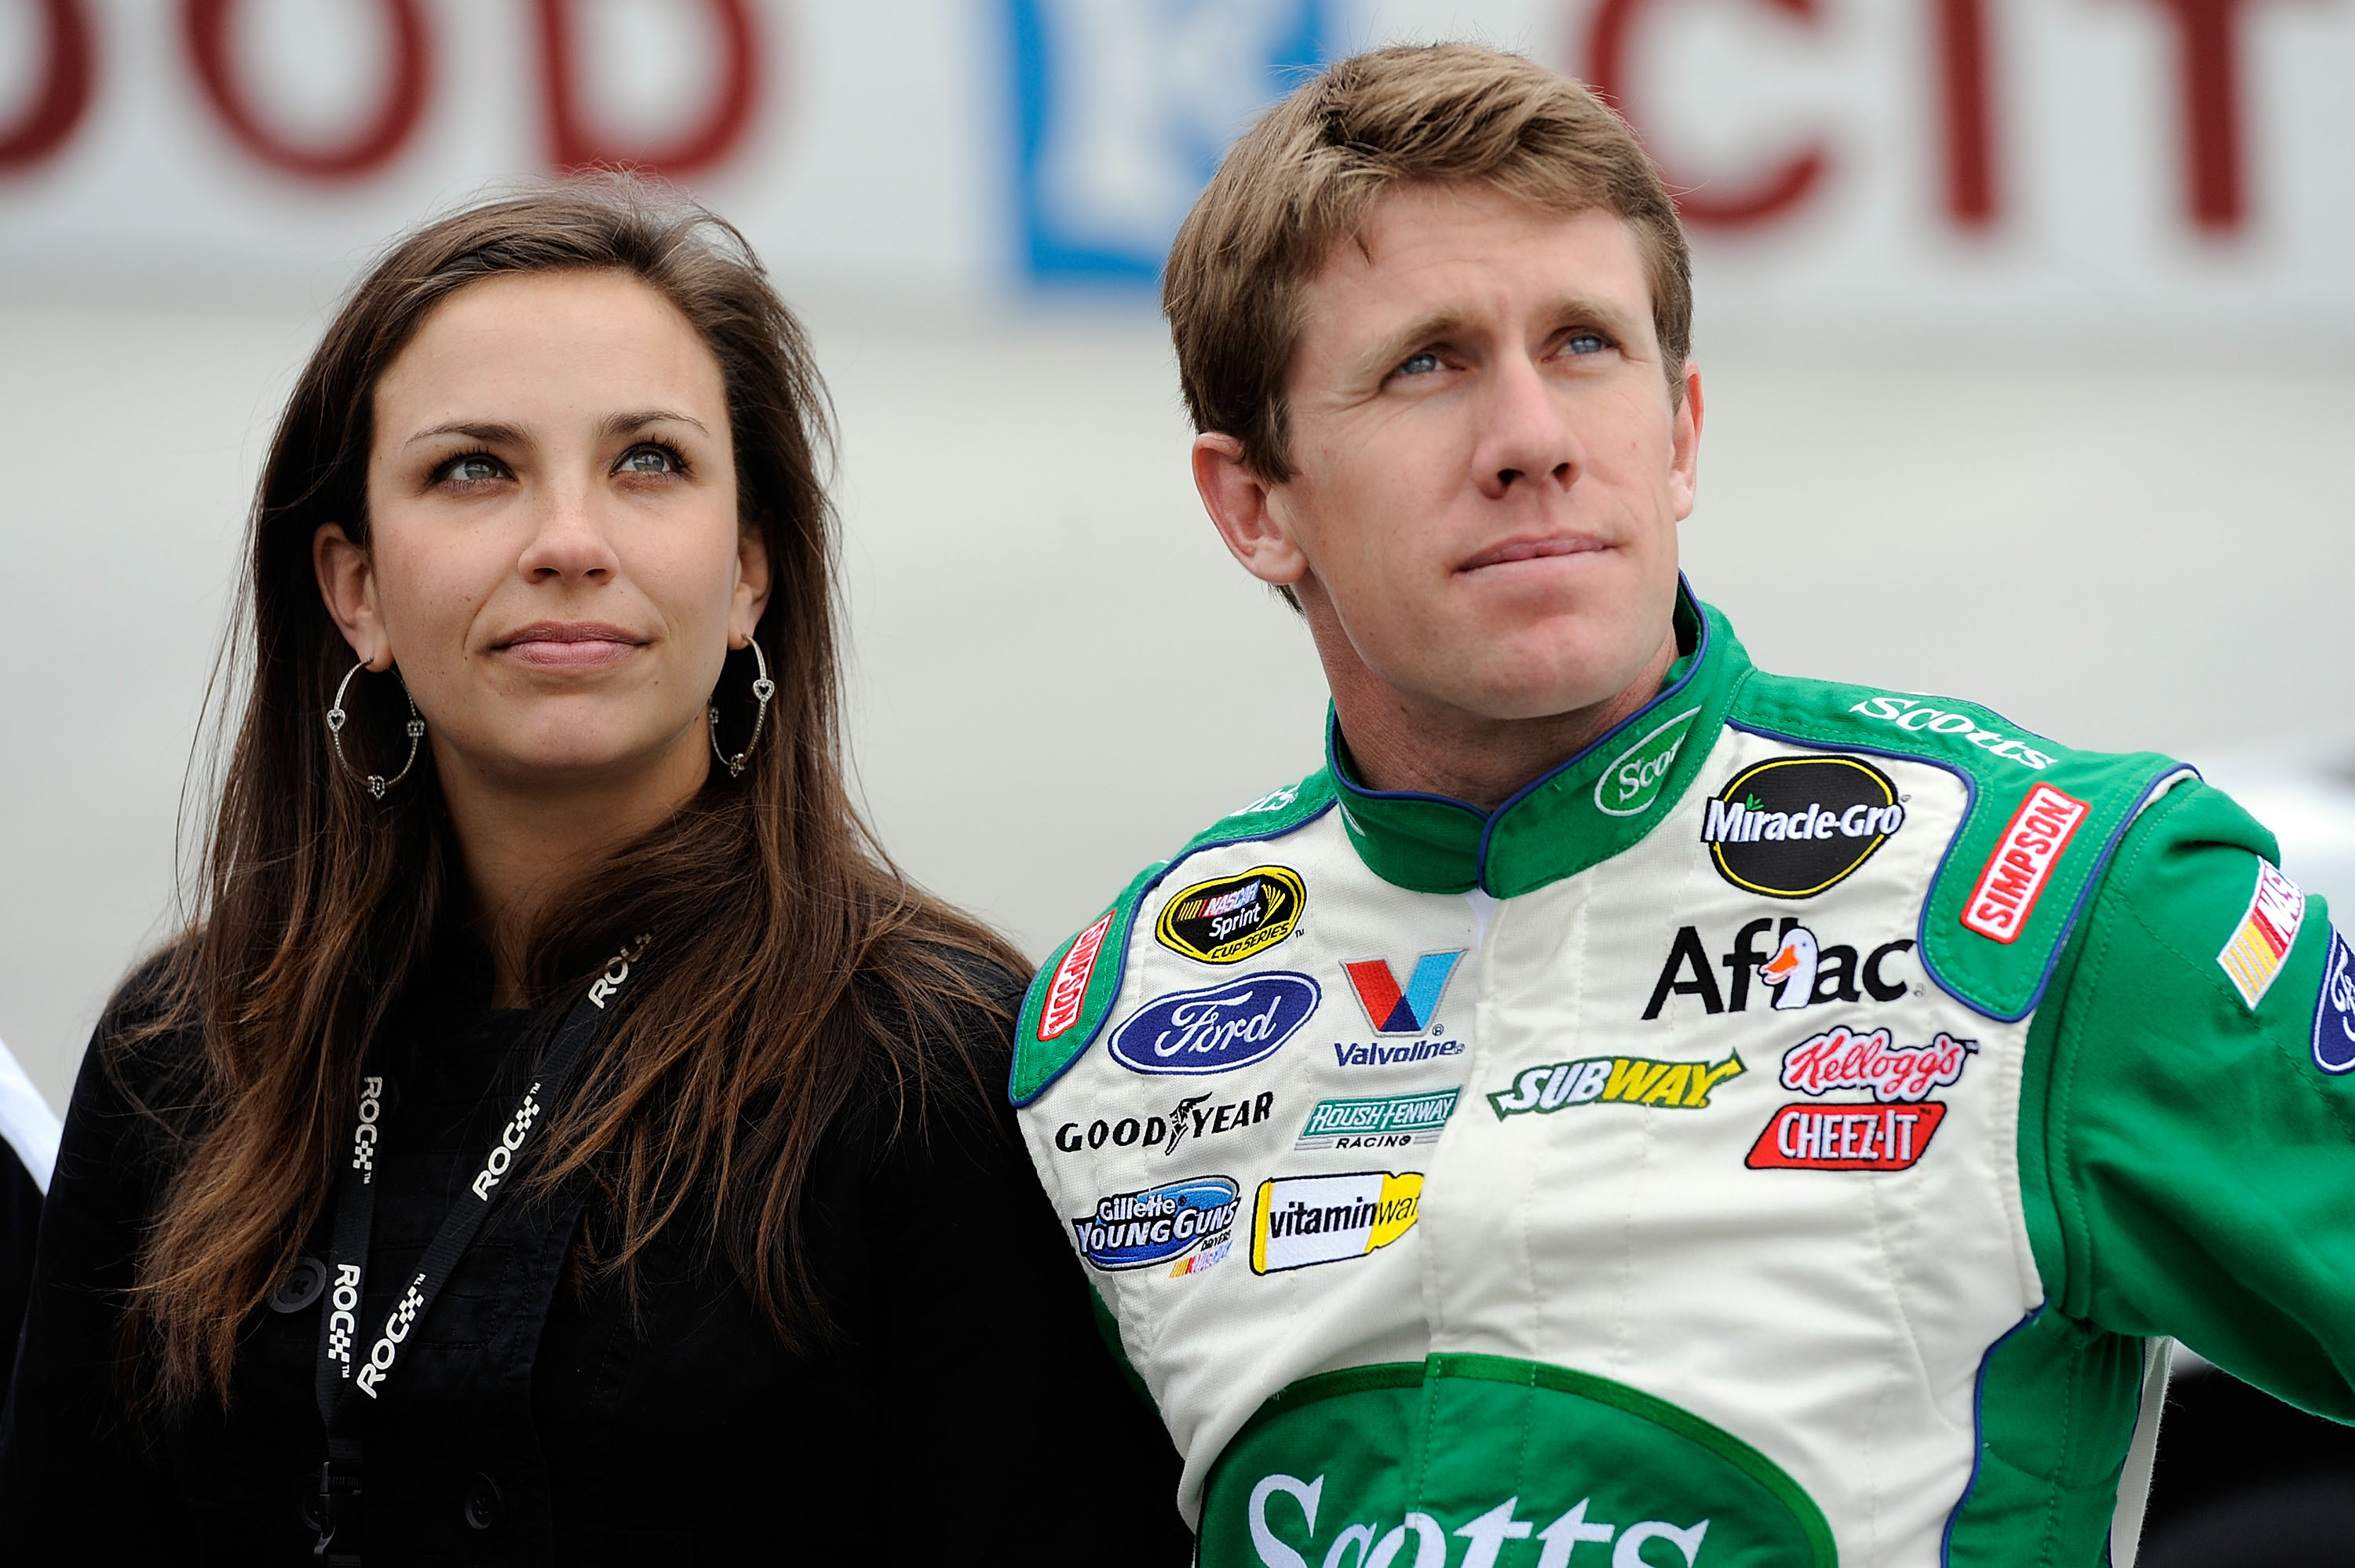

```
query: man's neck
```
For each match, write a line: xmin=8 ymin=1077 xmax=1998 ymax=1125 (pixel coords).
xmin=1330 ymin=633 xmax=1680 ymax=811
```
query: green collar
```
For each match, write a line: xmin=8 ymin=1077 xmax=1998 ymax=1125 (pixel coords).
xmin=1327 ymin=583 xmax=1751 ymax=899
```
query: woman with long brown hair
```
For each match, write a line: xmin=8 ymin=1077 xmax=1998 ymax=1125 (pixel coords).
xmin=0 ymin=180 xmax=1188 ymax=1563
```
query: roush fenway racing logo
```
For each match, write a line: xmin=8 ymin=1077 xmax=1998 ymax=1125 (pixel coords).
xmin=1960 ymin=784 xmax=2089 ymax=943
xmin=1779 ymin=1026 xmax=1976 ymax=1103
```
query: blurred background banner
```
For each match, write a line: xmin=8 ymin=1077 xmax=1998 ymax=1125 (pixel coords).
xmin=1 ymin=0 xmax=2350 ymax=1117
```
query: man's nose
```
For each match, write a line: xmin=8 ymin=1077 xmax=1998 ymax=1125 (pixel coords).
xmin=1473 ymin=352 xmax=1580 ymax=501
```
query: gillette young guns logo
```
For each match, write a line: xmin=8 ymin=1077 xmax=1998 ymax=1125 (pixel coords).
xmin=1645 ymin=920 xmax=1915 ymax=1019
xmin=1072 ymin=1176 xmax=1240 ymax=1272
xmin=1334 ymin=952 xmax=1466 ymax=1067
xmin=1701 ymin=756 xmax=1906 ymax=899
xmin=1109 ymin=973 xmax=1320 ymax=1076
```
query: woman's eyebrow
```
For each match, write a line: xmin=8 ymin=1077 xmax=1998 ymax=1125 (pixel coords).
xmin=601 ymin=409 xmax=710 ymax=437
xmin=404 ymin=419 xmax=525 ymax=449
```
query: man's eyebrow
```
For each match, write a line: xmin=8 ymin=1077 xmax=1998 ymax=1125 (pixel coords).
xmin=404 ymin=420 xmax=524 ymax=449
xmin=601 ymin=409 xmax=710 ymax=438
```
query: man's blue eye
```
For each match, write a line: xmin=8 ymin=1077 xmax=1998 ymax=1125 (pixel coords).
xmin=1566 ymin=332 xmax=1607 ymax=356
xmin=1397 ymin=352 xmax=1442 ymax=377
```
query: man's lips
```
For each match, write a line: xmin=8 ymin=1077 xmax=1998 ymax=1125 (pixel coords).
xmin=1455 ymin=534 xmax=1612 ymax=574
xmin=494 ymin=622 xmax=648 ymax=669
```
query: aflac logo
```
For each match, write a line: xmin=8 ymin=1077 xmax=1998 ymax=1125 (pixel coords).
xmin=1594 ymin=706 xmax=1701 ymax=818
xmin=1109 ymin=972 xmax=1320 ymax=1076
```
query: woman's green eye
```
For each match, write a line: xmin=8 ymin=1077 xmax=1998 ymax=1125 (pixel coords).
xmin=621 ymin=447 xmax=676 ymax=474
xmin=451 ymin=456 xmax=500 ymax=483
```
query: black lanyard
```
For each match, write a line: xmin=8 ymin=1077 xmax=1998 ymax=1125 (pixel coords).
xmin=310 ymin=935 xmax=647 ymax=1564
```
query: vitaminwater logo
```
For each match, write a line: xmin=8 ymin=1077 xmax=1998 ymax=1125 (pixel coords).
xmin=1248 ymin=1170 xmax=1422 ymax=1274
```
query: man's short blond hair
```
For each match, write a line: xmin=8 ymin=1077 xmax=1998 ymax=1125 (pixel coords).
xmin=1163 ymin=43 xmax=1692 ymax=483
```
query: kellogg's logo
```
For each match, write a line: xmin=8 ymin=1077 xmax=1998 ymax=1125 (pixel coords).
xmin=1779 ymin=1026 xmax=1975 ymax=1103
xmin=1594 ymin=706 xmax=1701 ymax=819
xmin=1108 ymin=972 xmax=1320 ymax=1077
xmin=1156 ymin=865 xmax=1305 ymax=965
xmin=1072 ymin=1176 xmax=1240 ymax=1272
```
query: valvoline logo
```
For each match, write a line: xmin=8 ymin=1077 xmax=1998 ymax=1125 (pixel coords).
xmin=1343 ymin=951 xmax=1463 ymax=1034
xmin=1108 ymin=972 xmax=1320 ymax=1076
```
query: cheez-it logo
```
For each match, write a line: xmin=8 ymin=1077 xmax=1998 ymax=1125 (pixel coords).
xmin=1961 ymin=784 xmax=2090 ymax=943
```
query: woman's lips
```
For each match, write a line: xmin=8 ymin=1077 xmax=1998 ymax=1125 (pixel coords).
xmin=496 ymin=624 xmax=646 ymax=669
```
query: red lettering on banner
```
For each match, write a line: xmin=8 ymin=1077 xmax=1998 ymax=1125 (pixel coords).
xmin=535 ymin=0 xmax=760 ymax=177
xmin=1935 ymin=0 xmax=1999 ymax=227
xmin=1585 ymin=0 xmax=1830 ymax=228
xmin=1960 ymin=783 xmax=2090 ymax=943
xmin=0 ymin=0 xmax=94 ymax=173
xmin=181 ymin=0 xmax=430 ymax=181
xmin=2133 ymin=0 xmax=2269 ymax=232
xmin=1039 ymin=910 xmax=1115 ymax=1042
xmin=1745 ymin=1100 xmax=1948 ymax=1171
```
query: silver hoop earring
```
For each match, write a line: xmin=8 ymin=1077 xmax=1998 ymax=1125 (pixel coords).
xmin=327 ymin=661 xmax=425 ymax=800
xmin=710 ymin=640 xmax=773 ymax=779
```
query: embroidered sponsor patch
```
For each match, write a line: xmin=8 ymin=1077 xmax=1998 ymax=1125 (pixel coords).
xmin=1487 ymin=1053 xmax=1745 ymax=1118
xmin=1050 ymin=1089 xmax=1277 ymax=1157
xmin=1959 ymin=783 xmax=2089 ymax=943
xmin=1642 ymin=921 xmax=1916 ymax=1019
xmin=2217 ymin=859 xmax=2306 ymax=1009
xmin=1700 ymin=755 xmax=1904 ymax=899
xmin=2316 ymin=927 xmax=2355 ymax=1074
xmin=1039 ymin=910 xmax=1115 ymax=1041
xmin=1746 ymin=1102 xmax=1948 ymax=1171
xmin=1847 ymin=695 xmax=2055 ymax=768
xmin=1155 ymin=865 xmax=1305 ymax=965
xmin=1593 ymin=706 xmax=1701 ymax=818
xmin=1342 ymin=951 xmax=1463 ymax=1034
xmin=1107 ymin=972 xmax=1320 ymax=1076
xmin=1778 ymin=1026 xmax=1976 ymax=1103
xmin=1294 ymin=1088 xmax=1459 ymax=1150
xmin=1072 ymin=1176 xmax=1240 ymax=1271
xmin=1249 ymin=1170 xmax=1422 ymax=1274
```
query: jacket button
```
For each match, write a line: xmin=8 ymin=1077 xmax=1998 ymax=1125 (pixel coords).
xmin=462 ymin=1472 xmax=505 ymax=1534
xmin=268 ymin=1256 xmax=327 ymax=1314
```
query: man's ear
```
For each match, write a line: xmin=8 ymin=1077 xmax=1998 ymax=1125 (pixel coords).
xmin=1669 ymin=360 xmax=1704 ymax=522
xmin=314 ymin=523 xmax=392 ymax=669
xmin=730 ymin=521 xmax=773 ymax=649
xmin=1193 ymin=433 xmax=1309 ymax=589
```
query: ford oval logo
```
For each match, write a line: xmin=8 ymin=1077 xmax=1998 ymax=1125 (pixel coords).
xmin=1108 ymin=972 xmax=1321 ymax=1076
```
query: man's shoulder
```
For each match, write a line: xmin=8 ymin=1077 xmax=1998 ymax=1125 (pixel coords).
xmin=1723 ymin=664 xmax=2201 ymax=1022
xmin=1008 ymin=768 xmax=1337 ymax=1107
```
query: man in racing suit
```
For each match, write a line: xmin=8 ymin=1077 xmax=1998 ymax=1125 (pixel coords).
xmin=1010 ymin=43 xmax=2355 ymax=1568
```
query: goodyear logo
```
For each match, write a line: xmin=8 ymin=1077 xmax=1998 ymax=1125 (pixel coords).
xmin=1295 ymin=1088 xmax=1459 ymax=1151
xmin=1249 ymin=1170 xmax=1422 ymax=1274
xmin=1156 ymin=866 xmax=1305 ymax=965
xmin=1488 ymin=1053 xmax=1746 ymax=1119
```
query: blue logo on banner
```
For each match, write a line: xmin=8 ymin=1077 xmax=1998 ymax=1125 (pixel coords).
xmin=1073 ymin=1176 xmax=1241 ymax=1270
xmin=2314 ymin=927 xmax=2355 ymax=1074
xmin=1109 ymin=972 xmax=1320 ymax=1075
xmin=1005 ymin=0 xmax=1340 ymax=283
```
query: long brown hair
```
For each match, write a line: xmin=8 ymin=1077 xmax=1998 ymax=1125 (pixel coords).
xmin=121 ymin=177 xmax=1024 ymax=1409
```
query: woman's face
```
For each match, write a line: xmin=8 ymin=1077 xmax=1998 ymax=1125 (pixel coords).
xmin=316 ymin=269 xmax=766 ymax=799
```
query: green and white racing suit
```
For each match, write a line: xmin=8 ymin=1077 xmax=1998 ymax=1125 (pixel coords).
xmin=1011 ymin=584 xmax=2355 ymax=1568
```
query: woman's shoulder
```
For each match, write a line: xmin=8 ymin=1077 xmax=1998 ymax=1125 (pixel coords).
xmin=838 ymin=940 xmax=1028 ymax=1153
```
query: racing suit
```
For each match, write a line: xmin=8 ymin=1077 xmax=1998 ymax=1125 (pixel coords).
xmin=1011 ymin=582 xmax=2355 ymax=1567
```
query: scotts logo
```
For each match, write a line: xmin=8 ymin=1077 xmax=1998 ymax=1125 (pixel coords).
xmin=1244 ymin=1479 xmax=1713 ymax=1568
xmin=1700 ymin=755 xmax=1905 ymax=899
xmin=1294 ymin=1088 xmax=1459 ymax=1150
xmin=2314 ymin=928 xmax=2355 ymax=1075
xmin=1644 ymin=920 xmax=1916 ymax=1019
xmin=1488 ymin=1052 xmax=1745 ymax=1118
xmin=1849 ymin=695 xmax=2056 ymax=770
xmin=1039 ymin=909 xmax=1115 ymax=1041
xmin=349 ymin=1075 xmax=384 ymax=1182
xmin=1250 ymin=1170 xmax=1422 ymax=1274
xmin=1156 ymin=865 xmax=1306 ymax=965
xmin=1053 ymin=1089 xmax=1275 ymax=1155
xmin=1779 ymin=1026 xmax=1976 ymax=1102
xmin=1594 ymin=706 xmax=1701 ymax=818
xmin=1959 ymin=783 xmax=2089 ymax=944
xmin=2216 ymin=859 xmax=2306 ymax=1011
xmin=1072 ymin=1176 xmax=1240 ymax=1274
xmin=1108 ymin=972 xmax=1320 ymax=1076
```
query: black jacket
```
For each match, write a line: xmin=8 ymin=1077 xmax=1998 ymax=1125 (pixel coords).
xmin=0 ymin=942 xmax=1192 ymax=1564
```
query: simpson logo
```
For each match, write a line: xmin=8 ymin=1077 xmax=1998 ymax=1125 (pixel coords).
xmin=1488 ymin=1053 xmax=1745 ymax=1118
xmin=1700 ymin=756 xmax=1904 ymax=899
xmin=1108 ymin=972 xmax=1320 ymax=1076
xmin=1156 ymin=865 xmax=1306 ymax=965
xmin=1249 ymin=1169 xmax=1422 ymax=1274
xmin=1849 ymin=695 xmax=2055 ymax=769
xmin=2314 ymin=928 xmax=2355 ymax=1074
xmin=1746 ymin=1102 xmax=1948 ymax=1171
xmin=1780 ymin=1026 xmax=1975 ymax=1103
xmin=1593 ymin=706 xmax=1701 ymax=818
xmin=1039 ymin=910 xmax=1115 ymax=1041
xmin=2217 ymin=859 xmax=2306 ymax=1010
xmin=1295 ymin=1088 xmax=1459 ymax=1150
xmin=349 ymin=1075 xmax=384 ymax=1181
xmin=1072 ymin=1176 xmax=1240 ymax=1271
xmin=1959 ymin=784 xmax=2090 ymax=943
xmin=1343 ymin=951 xmax=1462 ymax=1034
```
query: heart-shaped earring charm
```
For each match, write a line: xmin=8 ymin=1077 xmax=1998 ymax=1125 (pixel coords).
xmin=327 ymin=708 xmax=347 ymax=733
xmin=752 ymin=677 xmax=776 ymax=704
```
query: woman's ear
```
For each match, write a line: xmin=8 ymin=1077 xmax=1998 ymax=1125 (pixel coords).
xmin=313 ymin=523 xmax=392 ymax=669
xmin=730 ymin=521 xmax=773 ymax=650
